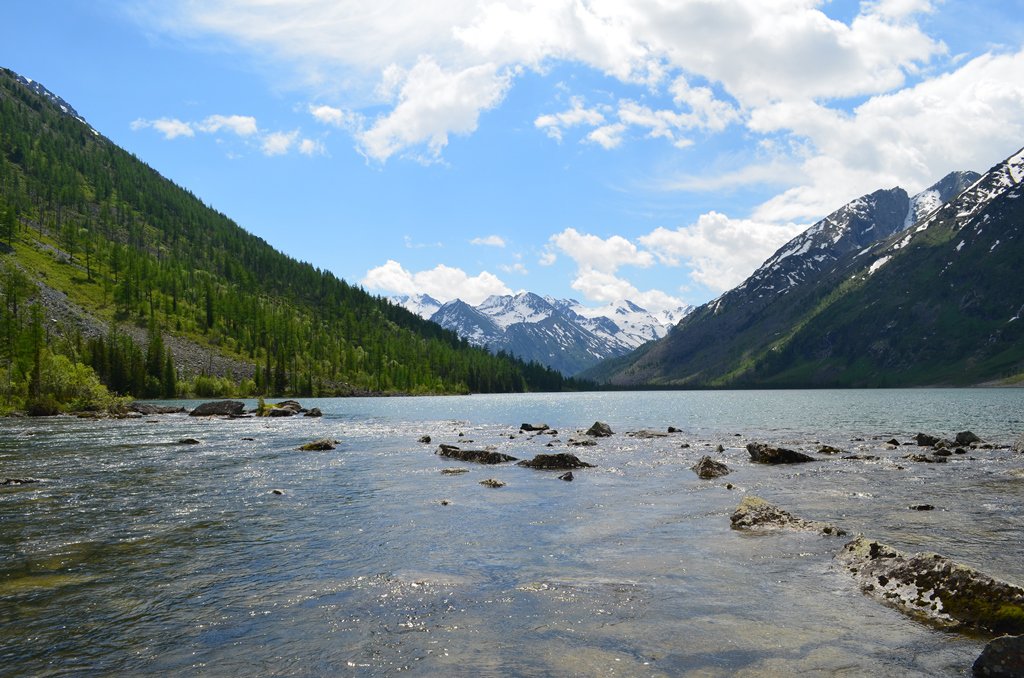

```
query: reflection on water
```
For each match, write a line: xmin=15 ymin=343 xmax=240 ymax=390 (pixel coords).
xmin=1 ymin=390 xmax=1022 ymax=675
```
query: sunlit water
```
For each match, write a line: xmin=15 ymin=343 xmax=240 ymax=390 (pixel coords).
xmin=2 ymin=390 xmax=1023 ymax=676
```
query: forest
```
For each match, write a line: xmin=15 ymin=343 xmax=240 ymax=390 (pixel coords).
xmin=0 ymin=68 xmax=584 ymax=413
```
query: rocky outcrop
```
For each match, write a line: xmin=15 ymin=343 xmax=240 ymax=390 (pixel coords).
xmin=130 ymin=403 xmax=186 ymax=415
xmin=517 ymin=453 xmax=595 ymax=470
xmin=691 ymin=456 xmax=730 ymax=479
xmin=585 ymin=422 xmax=613 ymax=437
xmin=730 ymin=496 xmax=846 ymax=536
xmin=973 ymin=635 xmax=1024 ymax=677
xmin=916 ymin=432 xmax=941 ymax=447
xmin=190 ymin=400 xmax=245 ymax=417
xmin=957 ymin=430 xmax=983 ymax=446
xmin=836 ymin=536 xmax=1024 ymax=635
xmin=746 ymin=442 xmax=815 ymax=464
xmin=436 ymin=444 xmax=517 ymax=464
xmin=298 ymin=438 xmax=338 ymax=451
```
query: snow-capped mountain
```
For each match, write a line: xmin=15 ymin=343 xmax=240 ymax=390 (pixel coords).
xmin=14 ymin=74 xmax=96 ymax=133
xmin=390 ymin=293 xmax=442 ymax=319
xmin=393 ymin=291 xmax=690 ymax=376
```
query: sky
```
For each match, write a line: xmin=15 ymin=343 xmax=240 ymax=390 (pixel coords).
xmin=3 ymin=1 xmax=1024 ymax=314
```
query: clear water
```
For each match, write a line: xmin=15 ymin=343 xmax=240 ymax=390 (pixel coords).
xmin=2 ymin=390 xmax=1023 ymax=676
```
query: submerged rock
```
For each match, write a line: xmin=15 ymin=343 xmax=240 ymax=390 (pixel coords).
xmin=303 ymin=408 xmax=322 ymax=418
xmin=836 ymin=536 xmax=1024 ymax=636
xmin=517 ymin=453 xmax=594 ymax=470
xmin=818 ymin=445 xmax=844 ymax=455
xmin=436 ymin=445 xmax=517 ymax=464
xmin=1 ymin=477 xmax=41 ymax=486
xmin=585 ymin=421 xmax=613 ymax=437
xmin=190 ymin=400 xmax=245 ymax=417
xmin=440 ymin=468 xmax=469 ymax=475
xmin=730 ymin=495 xmax=845 ymax=536
xmin=973 ymin=635 xmax=1024 ymax=677
xmin=746 ymin=442 xmax=815 ymax=464
xmin=177 ymin=438 xmax=201 ymax=445
xmin=691 ymin=456 xmax=730 ymax=479
xmin=298 ymin=438 xmax=338 ymax=451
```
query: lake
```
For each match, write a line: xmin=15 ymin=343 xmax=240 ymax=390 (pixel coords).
xmin=2 ymin=390 xmax=1023 ymax=676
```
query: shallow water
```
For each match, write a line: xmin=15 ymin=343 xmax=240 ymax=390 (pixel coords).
xmin=2 ymin=390 xmax=1023 ymax=676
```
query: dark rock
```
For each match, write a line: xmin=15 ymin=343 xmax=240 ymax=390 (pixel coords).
xmin=1013 ymin=436 xmax=1024 ymax=453
xmin=726 ymin=483 xmax=734 ymax=490
xmin=440 ymin=499 xmax=451 ymax=506
xmin=746 ymin=442 xmax=815 ymax=464
xmin=436 ymin=445 xmax=517 ymax=464
xmin=818 ymin=445 xmax=844 ymax=455
xmin=715 ymin=444 xmax=725 ymax=453
xmin=558 ymin=472 xmax=574 ymax=482
xmin=520 ymin=423 xmax=550 ymax=432
xmin=568 ymin=438 xmax=597 ymax=447
xmin=130 ymin=403 xmax=186 ymax=415
xmin=886 ymin=438 xmax=901 ymax=446
xmin=629 ymin=429 xmax=669 ymax=439
xmin=298 ymin=438 xmax=338 ymax=451
xmin=956 ymin=430 xmax=983 ymax=446
xmin=479 ymin=478 xmax=505 ymax=488
xmin=691 ymin=456 xmax=730 ymax=479
xmin=667 ymin=426 xmax=681 ymax=433
xmin=955 ymin=448 xmax=968 ymax=455
xmin=842 ymin=455 xmax=879 ymax=461
xmin=267 ymin=407 xmax=296 ymax=417
xmin=2 ymin=477 xmax=41 ymax=485
xmin=730 ymin=495 xmax=845 ymax=536
xmin=933 ymin=448 xmax=953 ymax=457
xmin=836 ymin=536 xmax=1024 ymax=635
xmin=242 ymin=437 xmax=255 ymax=441
xmin=177 ymin=438 xmax=200 ymax=445
xmin=274 ymin=400 xmax=303 ymax=413
xmin=909 ymin=504 xmax=935 ymax=511
xmin=973 ymin=635 xmax=1024 ymax=677
xmin=905 ymin=453 xmax=936 ymax=463
xmin=418 ymin=435 xmax=432 ymax=444
xmin=303 ymin=408 xmax=322 ymax=417
xmin=190 ymin=400 xmax=245 ymax=417
xmin=585 ymin=421 xmax=613 ymax=437
xmin=271 ymin=489 xmax=284 ymax=495
xmin=517 ymin=453 xmax=594 ymax=470
xmin=680 ymin=443 xmax=691 ymax=449
xmin=916 ymin=432 xmax=941 ymax=447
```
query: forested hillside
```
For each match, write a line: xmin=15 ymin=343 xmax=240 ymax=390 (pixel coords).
xmin=0 ymin=68 xmax=577 ymax=411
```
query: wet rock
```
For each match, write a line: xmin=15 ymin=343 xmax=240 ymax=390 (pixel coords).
xmin=275 ymin=400 xmax=304 ymax=413
xmin=628 ymin=429 xmax=669 ymax=439
xmin=818 ymin=445 xmax=844 ymax=455
xmin=479 ymin=478 xmax=505 ymax=488
xmin=905 ymin=453 xmax=938 ymax=463
xmin=725 ymin=483 xmax=735 ymax=490
xmin=843 ymin=455 xmax=880 ymax=461
xmin=956 ymin=430 xmax=983 ymax=446
xmin=715 ymin=444 xmax=726 ymax=453
xmin=836 ymin=536 xmax=1024 ymax=635
xmin=933 ymin=448 xmax=953 ymax=457
xmin=567 ymin=438 xmax=597 ymax=447
xmin=730 ymin=495 xmax=846 ymax=536
xmin=691 ymin=456 xmax=730 ymax=479
xmin=585 ymin=421 xmax=613 ymax=437
xmin=973 ymin=635 xmax=1024 ymax=677
xmin=2 ymin=477 xmax=41 ymax=485
xmin=1013 ymin=436 xmax=1024 ymax=454
xmin=667 ymin=426 xmax=681 ymax=433
xmin=436 ymin=445 xmax=517 ymax=464
xmin=270 ymin=489 xmax=284 ymax=496
xmin=680 ymin=443 xmax=691 ymax=449
xmin=517 ymin=453 xmax=595 ymax=470
xmin=267 ymin=407 xmax=296 ymax=417
xmin=956 ymin=448 xmax=968 ymax=455
xmin=177 ymin=438 xmax=201 ymax=445
xmin=520 ymin=423 xmax=550 ymax=432
xmin=130 ymin=403 xmax=186 ymax=415
xmin=439 ymin=499 xmax=451 ymax=506
xmin=886 ymin=438 xmax=901 ymax=446
xmin=440 ymin=467 xmax=469 ymax=475
xmin=916 ymin=432 xmax=941 ymax=447
xmin=558 ymin=472 xmax=574 ymax=482
xmin=298 ymin=438 xmax=338 ymax=451
xmin=303 ymin=408 xmax=322 ymax=418
xmin=909 ymin=504 xmax=935 ymax=511
xmin=746 ymin=442 xmax=815 ymax=465
xmin=190 ymin=400 xmax=245 ymax=417
xmin=418 ymin=435 xmax=432 ymax=444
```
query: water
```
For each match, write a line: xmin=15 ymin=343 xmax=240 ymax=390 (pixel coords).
xmin=2 ymin=390 xmax=1022 ymax=676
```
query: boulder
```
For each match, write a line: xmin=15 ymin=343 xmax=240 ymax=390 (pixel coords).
xmin=436 ymin=445 xmax=517 ymax=464
xmin=418 ymin=435 xmax=432 ymax=444
xmin=517 ymin=453 xmax=595 ymax=470
xmin=298 ymin=438 xmax=338 ymax=451
xmin=818 ymin=445 xmax=844 ymax=455
xmin=267 ymin=407 xmax=296 ymax=417
xmin=275 ymin=400 xmax=303 ymax=413
xmin=886 ymin=438 xmax=901 ymax=446
xmin=130 ymin=403 xmax=186 ymax=415
xmin=568 ymin=438 xmax=597 ymax=447
xmin=957 ymin=430 xmax=983 ymax=446
xmin=836 ymin=536 xmax=1024 ymax=635
xmin=558 ymin=472 xmax=574 ymax=482
xmin=520 ymin=423 xmax=550 ymax=432
xmin=691 ymin=456 xmax=730 ymax=479
xmin=667 ymin=426 xmax=681 ymax=433
xmin=746 ymin=442 xmax=815 ymax=464
xmin=730 ymin=495 xmax=846 ymax=536
xmin=177 ymin=438 xmax=201 ymax=445
xmin=479 ymin=478 xmax=505 ymax=488
xmin=190 ymin=400 xmax=245 ymax=417
xmin=303 ymin=408 xmax=322 ymax=418
xmin=973 ymin=635 xmax=1024 ymax=677
xmin=585 ymin=422 xmax=613 ymax=437
xmin=916 ymin=432 xmax=941 ymax=447
xmin=628 ymin=429 xmax=669 ymax=439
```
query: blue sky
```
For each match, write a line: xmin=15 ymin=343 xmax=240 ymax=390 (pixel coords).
xmin=4 ymin=1 xmax=1024 ymax=313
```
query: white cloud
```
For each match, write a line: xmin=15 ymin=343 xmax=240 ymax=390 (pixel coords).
xmin=639 ymin=212 xmax=805 ymax=291
xmin=538 ymin=250 xmax=557 ymax=266
xmin=362 ymin=259 xmax=511 ymax=305
xmin=131 ymin=117 xmax=194 ymax=139
xmin=197 ymin=114 xmax=258 ymax=136
xmin=549 ymin=228 xmax=653 ymax=273
xmin=298 ymin=138 xmax=325 ymax=156
xmin=309 ymin=104 xmax=360 ymax=129
xmin=261 ymin=130 xmax=299 ymax=156
xmin=500 ymin=262 xmax=528 ymax=274
xmin=470 ymin=235 xmax=506 ymax=247
xmin=534 ymin=96 xmax=605 ymax=142
xmin=586 ymin=123 xmax=626 ymax=150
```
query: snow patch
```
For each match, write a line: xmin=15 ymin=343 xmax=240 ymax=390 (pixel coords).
xmin=868 ymin=256 xmax=891 ymax=275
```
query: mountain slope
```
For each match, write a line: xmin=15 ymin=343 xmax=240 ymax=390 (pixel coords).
xmin=0 ymin=67 xmax=573 ymax=397
xmin=585 ymin=168 xmax=993 ymax=386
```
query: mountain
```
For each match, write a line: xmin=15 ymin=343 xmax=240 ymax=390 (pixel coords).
xmin=402 ymin=291 xmax=690 ymax=376
xmin=584 ymin=161 xmax=1020 ymax=387
xmin=0 ymin=67 xmax=577 ymax=405
xmin=390 ymin=293 xmax=442 ymax=319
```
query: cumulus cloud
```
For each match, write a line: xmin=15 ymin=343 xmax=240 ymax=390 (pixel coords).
xmin=534 ymin=96 xmax=605 ymax=142
xmin=261 ymin=130 xmax=300 ymax=156
xmin=197 ymin=114 xmax=258 ymax=136
xmin=549 ymin=228 xmax=653 ymax=273
xmin=132 ymin=112 xmax=325 ymax=159
xmin=131 ymin=117 xmax=194 ymax=139
xmin=639 ymin=212 xmax=805 ymax=291
xmin=309 ymin=104 xmax=360 ymax=129
xmin=362 ymin=259 xmax=511 ymax=305
xmin=470 ymin=235 xmax=506 ymax=247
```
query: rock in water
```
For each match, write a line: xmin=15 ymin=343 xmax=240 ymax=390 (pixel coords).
xmin=418 ymin=435 xmax=432 ymax=444
xmin=746 ymin=442 xmax=815 ymax=464
xmin=517 ymin=453 xmax=594 ymax=470
xmin=730 ymin=496 xmax=845 ymax=536
xmin=835 ymin=536 xmax=1024 ymax=636
xmin=303 ymin=408 xmax=322 ymax=417
xmin=691 ymin=456 xmax=730 ymax=479
xmin=973 ymin=635 xmax=1024 ymax=677
xmin=957 ymin=430 xmax=983 ymax=446
xmin=298 ymin=439 xmax=338 ymax=451
xmin=1013 ymin=436 xmax=1024 ymax=454
xmin=916 ymin=432 xmax=941 ymax=447
xmin=479 ymin=478 xmax=505 ymax=488
xmin=585 ymin=421 xmax=613 ymax=437
xmin=558 ymin=472 xmax=574 ymax=482
xmin=436 ymin=445 xmax=517 ymax=464
xmin=520 ymin=423 xmax=550 ymax=432
xmin=190 ymin=400 xmax=245 ymax=417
